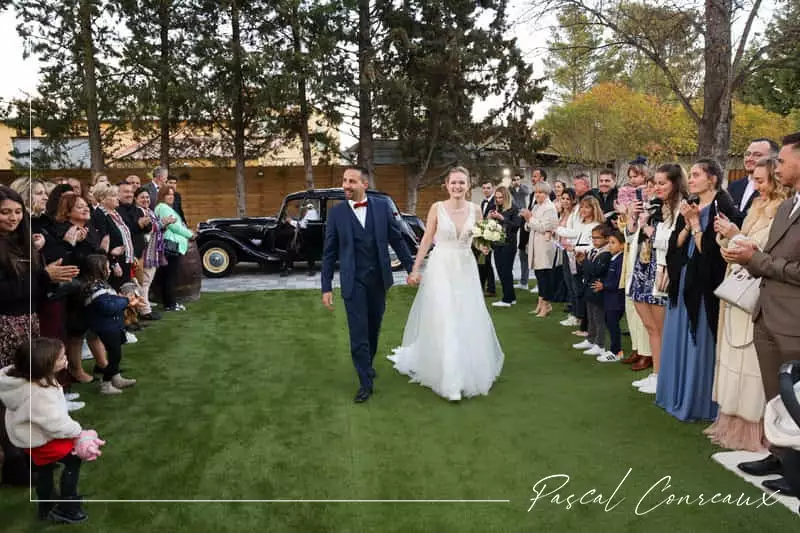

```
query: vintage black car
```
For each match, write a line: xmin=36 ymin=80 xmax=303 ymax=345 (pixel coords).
xmin=197 ymin=188 xmax=422 ymax=278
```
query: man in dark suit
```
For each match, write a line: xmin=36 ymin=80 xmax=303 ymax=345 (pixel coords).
xmin=595 ymin=169 xmax=619 ymax=220
xmin=728 ymin=138 xmax=779 ymax=215
xmin=145 ymin=166 xmax=169 ymax=210
xmin=166 ymin=176 xmax=186 ymax=223
xmin=321 ymin=167 xmax=416 ymax=403
xmin=726 ymin=132 xmax=800 ymax=496
xmin=476 ymin=180 xmax=496 ymax=296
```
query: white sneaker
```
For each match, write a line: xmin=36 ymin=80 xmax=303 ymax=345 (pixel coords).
xmin=572 ymin=340 xmax=593 ymax=350
xmin=112 ymin=374 xmax=137 ymax=389
xmin=511 ymin=300 xmax=517 ymax=305
xmin=560 ymin=316 xmax=579 ymax=327
xmin=632 ymin=373 xmax=653 ymax=387
xmin=583 ymin=345 xmax=604 ymax=356
xmin=492 ymin=301 xmax=512 ymax=308
xmin=638 ymin=374 xmax=658 ymax=394
xmin=596 ymin=351 xmax=622 ymax=363
xmin=530 ymin=286 xmax=539 ymax=294
xmin=125 ymin=332 xmax=138 ymax=344
xmin=66 ymin=401 xmax=85 ymax=412
xmin=176 ymin=303 xmax=186 ymax=311
xmin=64 ymin=393 xmax=80 ymax=401
xmin=518 ymin=283 xmax=528 ymax=289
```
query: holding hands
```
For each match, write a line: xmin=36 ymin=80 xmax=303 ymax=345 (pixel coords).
xmin=407 ymin=271 xmax=421 ymax=287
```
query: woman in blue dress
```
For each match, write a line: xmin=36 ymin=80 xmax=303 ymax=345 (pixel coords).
xmin=656 ymin=159 xmax=743 ymax=421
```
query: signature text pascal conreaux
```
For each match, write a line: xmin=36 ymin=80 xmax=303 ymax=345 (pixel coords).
xmin=527 ymin=469 xmax=781 ymax=515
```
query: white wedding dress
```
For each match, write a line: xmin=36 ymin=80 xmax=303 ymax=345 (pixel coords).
xmin=388 ymin=202 xmax=505 ymax=401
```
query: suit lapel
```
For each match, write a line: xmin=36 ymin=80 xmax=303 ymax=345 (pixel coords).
xmin=366 ymin=199 xmax=381 ymax=241
xmin=765 ymin=198 xmax=797 ymax=252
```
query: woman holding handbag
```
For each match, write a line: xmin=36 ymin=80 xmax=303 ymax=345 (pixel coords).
xmin=154 ymin=186 xmax=194 ymax=312
xmin=705 ymin=158 xmax=790 ymax=450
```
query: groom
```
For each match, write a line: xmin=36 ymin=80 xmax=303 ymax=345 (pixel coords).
xmin=321 ymin=167 xmax=417 ymax=403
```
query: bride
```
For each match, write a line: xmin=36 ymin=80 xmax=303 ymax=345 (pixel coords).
xmin=388 ymin=166 xmax=505 ymax=401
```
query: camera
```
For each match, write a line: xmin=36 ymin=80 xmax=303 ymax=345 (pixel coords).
xmin=686 ymin=194 xmax=700 ymax=206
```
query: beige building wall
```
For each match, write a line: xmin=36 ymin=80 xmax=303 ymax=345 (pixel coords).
xmin=1 ymin=116 xmax=339 ymax=170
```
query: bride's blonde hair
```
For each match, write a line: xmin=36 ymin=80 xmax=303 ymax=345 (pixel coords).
xmin=447 ymin=166 xmax=470 ymax=183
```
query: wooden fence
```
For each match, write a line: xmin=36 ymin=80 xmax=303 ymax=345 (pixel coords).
xmin=1 ymin=163 xmax=748 ymax=227
xmin=0 ymin=165 xmax=449 ymax=227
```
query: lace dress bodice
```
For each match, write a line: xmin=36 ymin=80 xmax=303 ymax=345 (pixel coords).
xmin=434 ymin=202 xmax=475 ymax=250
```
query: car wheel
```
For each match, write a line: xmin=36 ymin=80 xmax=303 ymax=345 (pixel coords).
xmin=200 ymin=242 xmax=237 ymax=278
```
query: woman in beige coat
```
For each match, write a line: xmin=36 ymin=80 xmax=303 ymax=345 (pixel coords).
xmin=705 ymin=157 xmax=789 ymax=451
xmin=521 ymin=182 xmax=559 ymax=317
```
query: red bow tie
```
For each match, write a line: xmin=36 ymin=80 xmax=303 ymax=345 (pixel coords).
xmin=353 ymin=201 xmax=368 ymax=208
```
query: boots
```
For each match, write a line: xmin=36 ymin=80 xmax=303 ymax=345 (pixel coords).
xmin=631 ymin=356 xmax=653 ymax=371
xmin=621 ymin=350 xmax=640 ymax=364
xmin=111 ymin=374 xmax=137 ymax=389
xmin=48 ymin=496 xmax=87 ymax=524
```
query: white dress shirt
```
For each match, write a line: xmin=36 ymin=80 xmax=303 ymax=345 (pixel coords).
xmin=349 ymin=199 xmax=368 ymax=228
xmin=791 ymin=192 xmax=800 ymax=219
xmin=740 ymin=176 xmax=757 ymax=211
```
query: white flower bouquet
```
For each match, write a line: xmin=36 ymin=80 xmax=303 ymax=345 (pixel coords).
xmin=472 ymin=219 xmax=506 ymax=264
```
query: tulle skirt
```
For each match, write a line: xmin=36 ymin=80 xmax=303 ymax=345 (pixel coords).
xmin=388 ymin=244 xmax=505 ymax=401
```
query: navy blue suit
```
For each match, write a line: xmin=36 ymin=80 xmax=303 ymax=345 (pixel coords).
xmin=727 ymin=176 xmax=758 ymax=215
xmin=321 ymin=196 xmax=414 ymax=391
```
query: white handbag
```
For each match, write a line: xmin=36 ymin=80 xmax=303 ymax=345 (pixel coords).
xmin=714 ymin=266 xmax=760 ymax=314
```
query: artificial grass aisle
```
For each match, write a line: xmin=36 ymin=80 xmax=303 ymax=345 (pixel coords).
xmin=1 ymin=288 xmax=796 ymax=532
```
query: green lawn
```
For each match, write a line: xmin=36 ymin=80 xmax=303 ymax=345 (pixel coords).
xmin=2 ymin=287 xmax=797 ymax=532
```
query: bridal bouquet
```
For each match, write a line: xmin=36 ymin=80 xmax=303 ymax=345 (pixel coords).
xmin=472 ymin=219 xmax=506 ymax=264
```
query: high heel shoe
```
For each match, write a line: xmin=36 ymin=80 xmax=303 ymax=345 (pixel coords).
xmin=536 ymin=301 xmax=552 ymax=318
xmin=529 ymin=299 xmax=544 ymax=315
xmin=71 ymin=372 xmax=94 ymax=384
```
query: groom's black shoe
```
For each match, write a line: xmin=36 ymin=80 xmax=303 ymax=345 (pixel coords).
xmin=354 ymin=387 xmax=373 ymax=403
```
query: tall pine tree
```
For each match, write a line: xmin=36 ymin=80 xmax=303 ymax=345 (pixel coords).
xmin=14 ymin=0 xmax=122 ymax=172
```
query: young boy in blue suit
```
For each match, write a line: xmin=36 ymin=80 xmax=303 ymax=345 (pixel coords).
xmin=593 ymin=229 xmax=626 ymax=362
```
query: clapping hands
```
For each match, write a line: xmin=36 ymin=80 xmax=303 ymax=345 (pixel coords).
xmin=45 ymin=258 xmax=80 ymax=282
xmin=32 ymin=233 xmax=45 ymax=251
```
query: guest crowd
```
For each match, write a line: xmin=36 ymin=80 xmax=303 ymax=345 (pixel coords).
xmin=2 ymin=134 xmax=800 ymax=522
xmin=477 ymin=132 xmax=800 ymax=503
xmin=0 ymin=167 xmax=195 ymax=523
